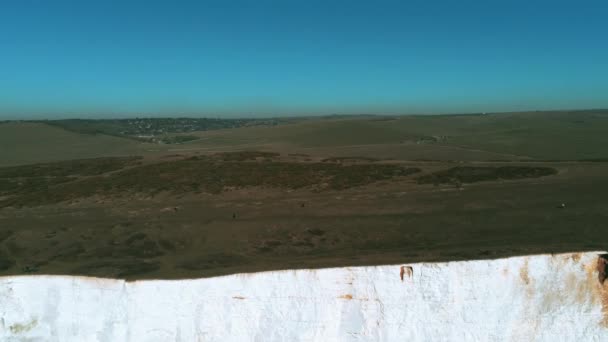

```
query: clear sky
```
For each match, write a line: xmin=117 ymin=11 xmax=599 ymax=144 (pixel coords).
xmin=1 ymin=0 xmax=607 ymax=119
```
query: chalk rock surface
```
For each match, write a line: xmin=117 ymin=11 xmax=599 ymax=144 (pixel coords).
xmin=1 ymin=252 xmax=607 ymax=341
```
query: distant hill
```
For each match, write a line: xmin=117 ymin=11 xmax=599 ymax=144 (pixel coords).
xmin=2 ymin=109 xmax=607 ymax=166
xmin=34 ymin=117 xmax=294 ymax=142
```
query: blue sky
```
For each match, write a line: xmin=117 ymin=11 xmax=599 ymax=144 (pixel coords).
xmin=1 ymin=0 xmax=607 ymax=118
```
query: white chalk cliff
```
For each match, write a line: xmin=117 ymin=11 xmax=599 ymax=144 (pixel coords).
xmin=1 ymin=251 xmax=607 ymax=341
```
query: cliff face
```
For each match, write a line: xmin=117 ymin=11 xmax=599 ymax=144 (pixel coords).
xmin=1 ymin=252 xmax=607 ymax=341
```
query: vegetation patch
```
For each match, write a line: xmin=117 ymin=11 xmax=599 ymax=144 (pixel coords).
xmin=180 ymin=253 xmax=247 ymax=270
xmin=0 ymin=153 xmax=421 ymax=207
xmin=47 ymin=243 xmax=86 ymax=262
xmin=114 ymin=234 xmax=164 ymax=258
xmin=255 ymin=239 xmax=284 ymax=253
xmin=156 ymin=135 xmax=199 ymax=144
xmin=116 ymin=261 xmax=162 ymax=278
xmin=72 ymin=260 xmax=161 ymax=278
xmin=0 ymin=157 xmax=141 ymax=197
xmin=214 ymin=151 xmax=281 ymax=161
xmin=306 ymin=228 xmax=325 ymax=236
xmin=417 ymin=166 xmax=558 ymax=185
xmin=321 ymin=156 xmax=379 ymax=163
xmin=0 ymin=251 xmax=15 ymax=271
xmin=0 ymin=230 xmax=13 ymax=242
xmin=578 ymin=158 xmax=608 ymax=163
xmin=0 ymin=177 xmax=74 ymax=197
xmin=0 ymin=156 xmax=141 ymax=178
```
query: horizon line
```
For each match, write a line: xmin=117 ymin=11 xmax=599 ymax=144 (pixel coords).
xmin=1 ymin=107 xmax=606 ymax=121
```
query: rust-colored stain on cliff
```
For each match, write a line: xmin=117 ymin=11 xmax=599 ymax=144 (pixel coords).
xmin=338 ymin=294 xmax=353 ymax=300
xmin=519 ymin=259 xmax=530 ymax=285
xmin=345 ymin=268 xmax=355 ymax=285
xmin=597 ymin=255 xmax=608 ymax=284
xmin=400 ymin=266 xmax=413 ymax=281
xmin=597 ymin=255 xmax=608 ymax=326
xmin=583 ymin=255 xmax=608 ymax=327
xmin=601 ymin=284 xmax=608 ymax=328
